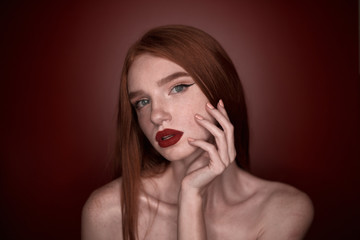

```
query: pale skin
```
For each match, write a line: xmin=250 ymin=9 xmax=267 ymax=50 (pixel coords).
xmin=82 ymin=54 xmax=314 ymax=239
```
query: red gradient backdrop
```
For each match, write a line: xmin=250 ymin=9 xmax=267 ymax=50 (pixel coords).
xmin=1 ymin=0 xmax=359 ymax=239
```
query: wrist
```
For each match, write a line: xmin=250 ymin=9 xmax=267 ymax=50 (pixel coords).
xmin=179 ymin=182 xmax=203 ymax=205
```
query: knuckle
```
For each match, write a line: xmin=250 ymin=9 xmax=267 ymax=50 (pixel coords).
xmin=226 ymin=123 xmax=234 ymax=133
xmin=215 ymin=130 xmax=225 ymax=139
xmin=231 ymin=147 xmax=237 ymax=155
xmin=223 ymin=125 xmax=234 ymax=136
xmin=230 ymin=148 xmax=237 ymax=161
xmin=215 ymin=163 xmax=226 ymax=174
xmin=208 ymin=145 xmax=217 ymax=153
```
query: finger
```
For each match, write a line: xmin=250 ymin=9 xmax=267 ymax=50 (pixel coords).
xmin=206 ymin=102 xmax=231 ymax=134
xmin=206 ymin=102 xmax=236 ymax=162
xmin=217 ymin=99 xmax=230 ymax=120
xmin=195 ymin=114 xmax=230 ymax=165
xmin=188 ymin=138 xmax=226 ymax=175
xmin=217 ymin=101 xmax=236 ymax=161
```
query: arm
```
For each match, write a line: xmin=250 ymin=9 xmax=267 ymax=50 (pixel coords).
xmin=177 ymin=100 xmax=235 ymax=240
xmin=178 ymin=188 xmax=206 ymax=239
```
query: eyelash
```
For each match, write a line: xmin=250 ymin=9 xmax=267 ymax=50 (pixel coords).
xmin=134 ymin=83 xmax=195 ymax=110
xmin=134 ymin=99 xmax=150 ymax=109
xmin=170 ymin=83 xmax=194 ymax=94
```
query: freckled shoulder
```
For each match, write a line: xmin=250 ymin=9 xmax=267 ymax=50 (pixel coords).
xmin=81 ymin=178 xmax=123 ymax=240
xmin=257 ymin=181 xmax=314 ymax=240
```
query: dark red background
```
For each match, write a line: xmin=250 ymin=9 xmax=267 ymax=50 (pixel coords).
xmin=1 ymin=0 xmax=359 ymax=239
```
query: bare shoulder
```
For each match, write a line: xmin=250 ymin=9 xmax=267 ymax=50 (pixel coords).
xmin=81 ymin=178 xmax=123 ymax=240
xmin=258 ymin=180 xmax=314 ymax=240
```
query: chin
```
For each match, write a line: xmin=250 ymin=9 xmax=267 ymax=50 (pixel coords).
xmin=155 ymin=143 xmax=199 ymax=162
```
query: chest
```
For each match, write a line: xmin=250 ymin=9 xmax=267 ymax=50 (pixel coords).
xmin=137 ymin=204 xmax=263 ymax=240
xmin=204 ymin=206 xmax=263 ymax=240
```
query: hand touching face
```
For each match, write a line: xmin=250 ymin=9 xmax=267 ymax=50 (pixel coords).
xmin=183 ymin=99 xmax=236 ymax=193
xmin=127 ymin=54 xmax=215 ymax=162
xmin=128 ymin=54 xmax=237 ymax=194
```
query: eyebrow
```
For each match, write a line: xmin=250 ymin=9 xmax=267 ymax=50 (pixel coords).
xmin=128 ymin=71 xmax=190 ymax=100
xmin=157 ymin=71 xmax=189 ymax=87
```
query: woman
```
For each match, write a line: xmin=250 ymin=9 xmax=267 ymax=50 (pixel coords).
xmin=82 ymin=25 xmax=313 ymax=240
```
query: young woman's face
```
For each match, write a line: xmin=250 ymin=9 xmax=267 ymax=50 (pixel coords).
xmin=127 ymin=54 xmax=214 ymax=162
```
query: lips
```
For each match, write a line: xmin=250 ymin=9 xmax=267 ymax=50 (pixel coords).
xmin=155 ymin=128 xmax=184 ymax=148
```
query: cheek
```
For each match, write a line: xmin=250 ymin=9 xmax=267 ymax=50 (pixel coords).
xmin=184 ymin=108 xmax=215 ymax=136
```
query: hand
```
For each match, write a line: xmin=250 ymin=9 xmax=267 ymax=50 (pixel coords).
xmin=181 ymin=99 xmax=236 ymax=195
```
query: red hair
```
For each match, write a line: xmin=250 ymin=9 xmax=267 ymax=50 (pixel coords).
xmin=114 ymin=25 xmax=249 ymax=240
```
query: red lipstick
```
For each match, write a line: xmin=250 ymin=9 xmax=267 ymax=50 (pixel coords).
xmin=155 ymin=128 xmax=184 ymax=148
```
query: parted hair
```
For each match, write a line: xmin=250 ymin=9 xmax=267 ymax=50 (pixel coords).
xmin=114 ymin=25 xmax=249 ymax=240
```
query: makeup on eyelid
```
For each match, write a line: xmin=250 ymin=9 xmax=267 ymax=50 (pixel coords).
xmin=127 ymin=54 xmax=214 ymax=162
xmin=132 ymin=83 xmax=195 ymax=110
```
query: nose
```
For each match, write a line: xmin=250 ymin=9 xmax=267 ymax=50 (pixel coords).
xmin=150 ymin=101 xmax=172 ymax=126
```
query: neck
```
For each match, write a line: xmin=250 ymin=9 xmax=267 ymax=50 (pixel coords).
xmin=143 ymin=148 xmax=209 ymax=204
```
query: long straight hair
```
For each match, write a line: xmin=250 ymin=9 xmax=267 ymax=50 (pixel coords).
xmin=114 ymin=25 xmax=249 ymax=240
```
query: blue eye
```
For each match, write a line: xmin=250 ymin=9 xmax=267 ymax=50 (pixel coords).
xmin=135 ymin=99 xmax=150 ymax=109
xmin=170 ymin=83 xmax=195 ymax=94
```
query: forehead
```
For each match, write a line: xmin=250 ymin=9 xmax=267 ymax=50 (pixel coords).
xmin=127 ymin=54 xmax=186 ymax=90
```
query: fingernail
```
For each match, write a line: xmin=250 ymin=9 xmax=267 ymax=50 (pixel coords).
xmin=188 ymin=137 xmax=195 ymax=142
xmin=207 ymin=102 xmax=215 ymax=109
xmin=219 ymin=99 xmax=224 ymax=107
xmin=195 ymin=114 xmax=204 ymax=120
